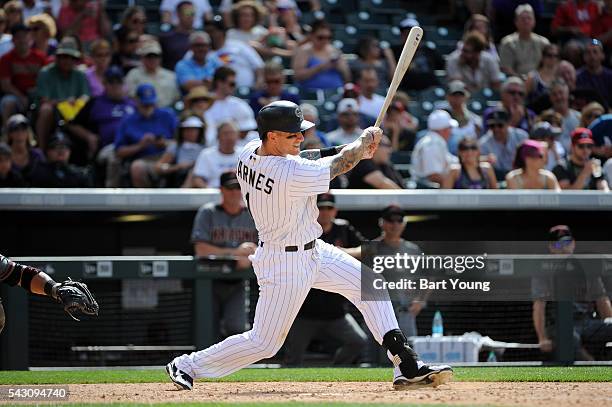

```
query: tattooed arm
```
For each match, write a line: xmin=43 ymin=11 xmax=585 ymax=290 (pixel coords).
xmin=324 ymin=127 xmax=382 ymax=180
xmin=298 ymin=145 xmax=346 ymax=160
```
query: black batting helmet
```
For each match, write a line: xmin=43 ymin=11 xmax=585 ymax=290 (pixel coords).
xmin=257 ymin=101 xmax=315 ymax=140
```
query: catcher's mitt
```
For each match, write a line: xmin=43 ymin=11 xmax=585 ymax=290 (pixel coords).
xmin=53 ymin=279 xmax=99 ymax=321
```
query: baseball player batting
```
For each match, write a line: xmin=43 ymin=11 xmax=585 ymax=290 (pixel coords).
xmin=167 ymin=101 xmax=453 ymax=390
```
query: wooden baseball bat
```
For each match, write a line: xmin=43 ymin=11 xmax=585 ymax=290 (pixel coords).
xmin=374 ymin=26 xmax=423 ymax=127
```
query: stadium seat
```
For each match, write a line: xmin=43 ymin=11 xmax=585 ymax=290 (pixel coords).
xmin=417 ymin=86 xmax=446 ymax=103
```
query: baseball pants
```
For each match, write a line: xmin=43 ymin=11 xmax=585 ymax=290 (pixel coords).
xmin=176 ymin=239 xmax=400 ymax=378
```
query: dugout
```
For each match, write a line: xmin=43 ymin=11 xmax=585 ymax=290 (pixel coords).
xmin=0 ymin=189 xmax=610 ymax=369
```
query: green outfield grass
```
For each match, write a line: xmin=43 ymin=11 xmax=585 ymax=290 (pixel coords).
xmin=0 ymin=366 xmax=610 ymax=385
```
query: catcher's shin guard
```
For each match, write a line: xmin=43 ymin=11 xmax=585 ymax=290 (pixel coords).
xmin=0 ymin=299 xmax=5 ymax=334
xmin=383 ymin=329 xmax=418 ymax=378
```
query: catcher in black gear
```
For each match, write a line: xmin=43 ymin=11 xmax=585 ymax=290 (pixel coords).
xmin=0 ymin=254 xmax=99 ymax=333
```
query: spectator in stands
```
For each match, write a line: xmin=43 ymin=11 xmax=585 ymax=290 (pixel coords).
xmin=592 ymin=0 xmax=612 ymax=49
xmin=284 ymin=192 xmax=368 ymax=366
xmin=111 ymin=30 xmax=141 ymax=74
xmin=532 ymin=225 xmax=612 ymax=361
xmin=382 ymin=100 xmax=417 ymax=153
xmin=446 ymin=31 xmax=501 ymax=92
xmin=326 ymin=98 xmax=362 ymax=146
xmin=442 ymin=137 xmax=497 ymax=189
xmin=204 ymin=14 xmax=264 ymax=89
xmin=488 ymin=1 xmax=543 ymax=42
xmin=125 ymin=40 xmax=180 ymax=109
xmin=26 ymin=13 xmax=57 ymax=57
xmin=499 ymin=4 xmax=550 ymax=77
xmin=5 ymin=114 xmax=42 ymax=180
xmin=525 ymin=44 xmax=561 ymax=107
xmin=549 ymin=79 xmax=581 ymax=152
xmin=190 ymin=121 xmax=240 ymax=188
xmin=29 ymin=131 xmax=92 ymax=188
xmin=57 ymin=0 xmax=110 ymax=49
xmin=159 ymin=1 xmax=194 ymax=70
xmin=506 ymin=139 xmax=561 ymax=190
xmin=576 ymin=39 xmax=612 ymax=108
xmin=557 ymin=60 xmax=577 ymax=92
xmin=114 ymin=6 xmax=147 ymax=41
xmin=0 ymin=10 xmax=13 ymax=58
xmin=588 ymin=114 xmax=612 ymax=161
xmin=445 ymin=80 xmax=482 ymax=155
xmin=394 ymin=17 xmax=444 ymax=91
xmin=0 ymin=24 xmax=47 ymax=125
xmin=191 ymin=171 xmax=258 ymax=338
xmin=68 ymin=66 xmax=136 ymax=163
xmin=484 ymin=77 xmax=535 ymax=133
xmin=22 ymin=0 xmax=45 ymax=20
xmin=553 ymin=128 xmax=609 ymax=191
xmin=182 ymin=85 xmax=214 ymax=122
xmin=0 ymin=142 xmax=25 ymax=187
xmin=114 ymin=84 xmax=178 ymax=187
xmin=3 ymin=1 xmax=23 ymax=31
xmin=35 ymin=37 xmax=90 ymax=150
xmin=530 ymin=121 xmax=565 ymax=171
xmin=551 ymin=0 xmax=599 ymax=41
xmin=154 ymin=116 xmax=206 ymax=187
xmin=162 ymin=0 xmax=212 ymax=30
xmin=348 ymin=134 xmax=404 ymax=189
xmin=479 ymin=108 xmax=529 ymax=179
xmin=411 ymin=110 xmax=459 ymax=186
xmin=204 ymin=66 xmax=257 ymax=146
xmin=85 ymin=39 xmax=112 ymax=98
xmin=356 ymin=68 xmax=385 ymax=121
xmin=276 ymin=0 xmax=305 ymax=44
xmin=299 ymin=103 xmax=330 ymax=147
xmin=580 ymin=102 xmax=605 ymax=128
xmin=248 ymin=60 xmax=300 ymax=114
xmin=227 ymin=1 xmax=267 ymax=44
xmin=175 ymin=31 xmax=221 ymax=94
xmin=350 ymin=36 xmax=396 ymax=90
xmin=461 ymin=14 xmax=498 ymax=60
xmin=292 ymin=19 xmax=350 ymax=91
xmin=374 ymin=205 xmax=427 ymax=337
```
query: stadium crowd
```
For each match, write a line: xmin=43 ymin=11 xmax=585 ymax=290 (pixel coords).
xmin=0 ymin=0 xmax=610 ymax=190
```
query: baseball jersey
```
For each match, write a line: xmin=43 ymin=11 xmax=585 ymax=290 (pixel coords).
xmin=236 ymin=139 xmax=330 ymax=245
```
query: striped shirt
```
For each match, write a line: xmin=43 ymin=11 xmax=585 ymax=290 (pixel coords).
xmin=236 ymin=139 xmax=331 ymax=246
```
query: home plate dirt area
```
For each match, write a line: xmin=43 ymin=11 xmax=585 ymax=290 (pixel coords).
xmin=64 ymin=381 xmax=610 ymax=406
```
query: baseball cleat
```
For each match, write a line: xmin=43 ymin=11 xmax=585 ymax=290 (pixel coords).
xmin=393 ymin=364 xmax=453 ymax=390
xmin=166 ymin=361 xmax=194 ymax=390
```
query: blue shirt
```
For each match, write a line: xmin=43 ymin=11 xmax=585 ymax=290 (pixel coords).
xmin=73 ymin=94 xmax=136 ymax=147
xmin=478 ymin=127 xmax=528 ymax=174
xmin=114 ymin=108 xmax=178 ymax=159
xmin=175 ymin=55 xmax=222 ymax=89
xmin=588 ymin=114 xmax=612 ymax=147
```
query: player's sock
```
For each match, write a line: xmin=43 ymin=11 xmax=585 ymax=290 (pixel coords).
xmin=382 ymin=329 xmax=418 ymax=378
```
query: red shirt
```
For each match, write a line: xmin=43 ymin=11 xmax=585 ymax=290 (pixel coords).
xmin=57 ymin=2 xmax=101 ymax=43
xmin=551 ymin=0 xmax=600 ymax=37
xmin=591 ymin=9 xmax=612 ymax=38
xmin=0 ymin=48 xmax=48 ymax=94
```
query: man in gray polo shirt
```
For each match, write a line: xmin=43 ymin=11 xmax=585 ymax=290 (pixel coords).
xmin=479 ymin=108 xmax=528 ymax=180
xmin=191 ymin=171 xmax=258 ymax=338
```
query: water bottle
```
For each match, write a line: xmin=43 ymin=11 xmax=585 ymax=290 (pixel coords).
xmin=432 ymin=310 xmax=443 ymax=337
xmin=487 ymin=350 xmax=497 ymax=362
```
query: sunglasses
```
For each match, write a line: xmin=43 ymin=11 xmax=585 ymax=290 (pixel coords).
xmin=131 ymin=18 xmax=146 ymax=24
xmin=127 ymin=37 xmax=139 ymax=43
xmin=459 ymin=145 xmax=478 ymax=151
xmin=576 ymin=144 xmax=592 ymax=150
xmin=543 ymin=52 xmax=559 ymax=58
xmin=144 ymin=53 xmax=160 ymax=58
xmin=586 ymin=112 xmax=602 ymax=119
xmin=318 ymin=206 xmax=335 ymax=210
xmin=316 ymin=35 xmax=332 ymax=40
xmin=190 ymin=97 xmax=211 ymax=104
xmin=93 ymin=52 xmax=111 ymax=58
xmin=505 ymin=90 xmax=525 ymax=97
xmin=227 ymin=81 xmax=236 ymax=87
xmin=384 ymin=217 xmax=405 ymax=224
xmin=265 ymin=78 xmax=282 ymax=84
xmin=490 ymin=122 xmax=506 ymax=128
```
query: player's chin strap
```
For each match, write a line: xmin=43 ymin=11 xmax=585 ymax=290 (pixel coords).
xmin=382 ymin=329 xmax=418 ymax=378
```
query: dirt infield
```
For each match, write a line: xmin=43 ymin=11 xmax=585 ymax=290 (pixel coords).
xmin=61 ymin=381 xmax=609 ymax=406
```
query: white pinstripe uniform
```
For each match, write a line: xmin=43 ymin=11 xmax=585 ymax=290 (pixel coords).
xmin=173 ymin=138 xmax=402 ymax=379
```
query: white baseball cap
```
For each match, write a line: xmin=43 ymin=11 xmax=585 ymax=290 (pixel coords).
xmin=337 ymin=98 xmax=359 ymax=114
xmin=428 ymin=110 xmax=458 ymax=131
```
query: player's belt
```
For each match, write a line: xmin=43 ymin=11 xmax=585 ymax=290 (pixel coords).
xmin=258 ymin=239 xmax=316 ymax=252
